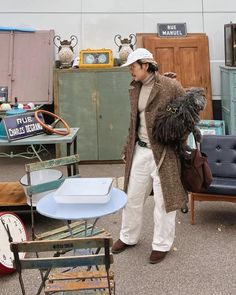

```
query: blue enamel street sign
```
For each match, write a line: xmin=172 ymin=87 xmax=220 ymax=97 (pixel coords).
xmin=3 ymin=112 xmax=44 ymax=141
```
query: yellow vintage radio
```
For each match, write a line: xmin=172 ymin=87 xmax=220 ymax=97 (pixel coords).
xmin=79 ymin=49 xmax=113 ymax=68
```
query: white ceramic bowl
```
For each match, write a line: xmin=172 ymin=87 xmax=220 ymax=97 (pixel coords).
xmin=20 ymin=169 xmax=63 ymax=206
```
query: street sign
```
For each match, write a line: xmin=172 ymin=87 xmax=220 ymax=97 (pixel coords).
xmin=157 ymin=23 xmax=187 ymax=37
xmin=3 ymin=112 xmax=44 ymax=141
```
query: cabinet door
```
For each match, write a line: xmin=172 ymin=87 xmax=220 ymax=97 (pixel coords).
xmin=56 ymin=71 xmax=98 ymax=160
xmin=97 ymin=70 xmax=131 ymax=160
xmin=0 ymin=32 xmax=11 ymax=90
xmin=142 ymin=34 xmax=213 ymax=120
xmin=221 ymin=69 xmax=231 ymax=134
xmin=12 ymin=31 xmax=54 ymax=104
xmin=221 ymin=67 xmax=236 ymax=135
xmin=0 ymin=30 xmax=54 ymax=104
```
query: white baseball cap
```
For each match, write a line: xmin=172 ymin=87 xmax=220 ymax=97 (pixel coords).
xmin=121 ymin=48 xmax=156 ymax=67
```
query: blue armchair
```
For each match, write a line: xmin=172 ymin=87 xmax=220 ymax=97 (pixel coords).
xmin=189 ymin=135 xmax=236 ymax=224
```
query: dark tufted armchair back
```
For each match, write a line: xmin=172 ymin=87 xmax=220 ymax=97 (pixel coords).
xmin=190 ymin=134 xmax=236 ymax=224
xmin=201 ymin=135 xmax=236 ymax=182
xmin=201 ymin=135 xmax=236 ymax=179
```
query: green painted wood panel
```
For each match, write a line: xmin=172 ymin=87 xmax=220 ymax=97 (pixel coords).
xmin=96 ymin=70 xmax=131 ymax=160
xmin=57 ymin=71 xmax=98 ymax=160
xmin=55 ymin=68 xmax=131 ymax=161
xmin=220 ymin=66 xmax=236 ymax=135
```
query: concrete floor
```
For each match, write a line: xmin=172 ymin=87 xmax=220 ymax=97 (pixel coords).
xmin=0 ymin=148 xmax=235 ymax=295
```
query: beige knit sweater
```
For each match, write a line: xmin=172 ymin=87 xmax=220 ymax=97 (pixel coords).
xmin=138 ymin=73 xmax=155 ymax=147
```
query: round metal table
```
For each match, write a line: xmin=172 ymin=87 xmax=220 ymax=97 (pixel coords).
xmin=36 ymin=187 xmax=127 ymax=221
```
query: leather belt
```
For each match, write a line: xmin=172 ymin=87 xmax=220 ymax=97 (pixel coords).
xmin=137 ymin=140 xmax=149 ymax=148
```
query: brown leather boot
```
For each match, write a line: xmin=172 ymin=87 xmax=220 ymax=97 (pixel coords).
xmin=149 ymin=250 xmax=168 ymax=264
xmin=111 ymin=239 xmax=136 ymax=254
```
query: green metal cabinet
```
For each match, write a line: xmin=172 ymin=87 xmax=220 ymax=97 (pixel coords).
xmin=54 ymin=68 xmax=131 ymax=161
xmin=220 ymin=66 xmax=236 ymax=134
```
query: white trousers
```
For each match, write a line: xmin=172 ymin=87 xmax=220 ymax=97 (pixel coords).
xmin=120 ymin=144 xmax=176 ymax=251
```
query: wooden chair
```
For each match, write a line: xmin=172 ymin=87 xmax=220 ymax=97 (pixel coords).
xmin=189 ymin=135 xmax=236 ymax=224
xmin=10 ymin=236 xmax=115 ymax=295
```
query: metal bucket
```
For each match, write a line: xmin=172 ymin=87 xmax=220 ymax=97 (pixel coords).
xmin=20 ymin=169 xmax=63 ymax=206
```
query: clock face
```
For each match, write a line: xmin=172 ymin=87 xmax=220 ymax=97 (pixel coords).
xmin=84 ymin=54 xmax=96 ymax=64
xmin=0 ymin=212 xmax=27 ymax=274
xmin=98 ymin=53 xmax=108 ymax=64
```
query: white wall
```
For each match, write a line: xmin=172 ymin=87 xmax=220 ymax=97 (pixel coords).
xmin=0 ymin=0 xmax=236 ymax=100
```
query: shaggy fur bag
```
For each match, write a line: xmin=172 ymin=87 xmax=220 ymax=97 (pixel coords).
xmin=152 ymin=87 xmax=213 ymax=192
xmin=152 ymin=87 xmax=206 ymax=157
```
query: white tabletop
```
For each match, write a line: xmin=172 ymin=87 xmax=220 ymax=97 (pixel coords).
xmin=36 ymin=187 xmax=127 ymax=220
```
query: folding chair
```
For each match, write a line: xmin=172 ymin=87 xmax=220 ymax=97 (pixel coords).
xmin=24 ymin=154 xmax=111 ymax=294
xmin=25 ymin=154 xmax=77 ymax=239
xmin=10 ymin=236 xmax=115 ymax=295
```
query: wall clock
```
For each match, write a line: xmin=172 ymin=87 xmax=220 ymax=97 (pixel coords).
xmin=0 ymin=212 xmax=27 ymax=275
xmin=79 ymin=49 xmax=113 ymax=68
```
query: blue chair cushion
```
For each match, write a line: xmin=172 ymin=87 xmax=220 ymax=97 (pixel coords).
xmin=204 ymin=177 xmax=236 ymax=196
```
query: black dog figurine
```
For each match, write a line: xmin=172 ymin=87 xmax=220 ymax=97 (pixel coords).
xmin=152 ymin=87 xmax=206 ymax=158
